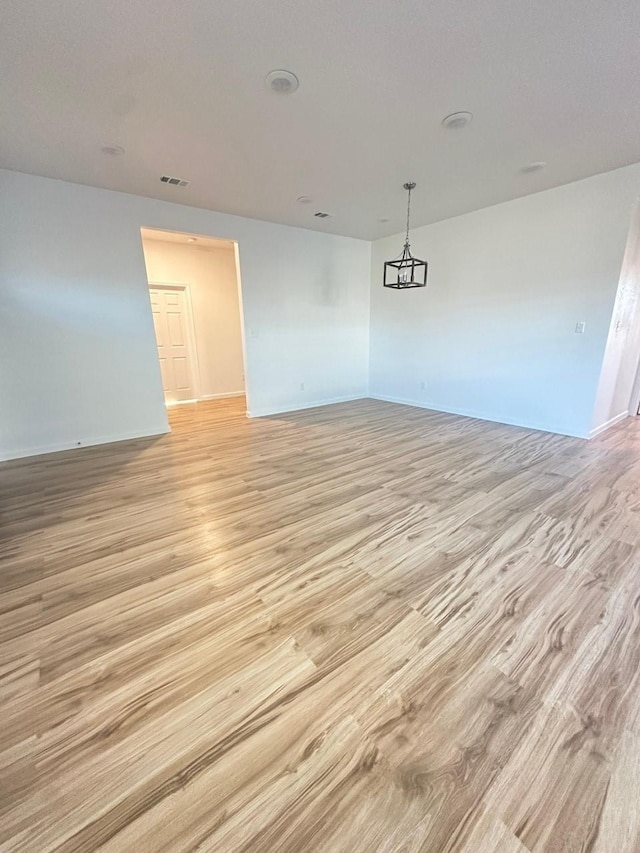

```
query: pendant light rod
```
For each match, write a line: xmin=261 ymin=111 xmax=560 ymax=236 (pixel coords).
xmin=403 ymin=181 xmax=416 ymax=248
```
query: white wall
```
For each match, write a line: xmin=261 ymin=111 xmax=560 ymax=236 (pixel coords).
xmin=0 ymin=169 xmax=371 ymax=460
xmin=141 ymin=238 xmax=245 ymax=399
xmin=3 ymin=163 xmax=638 ymax=461
xmin=591 ymin=199 xmax=640 ymax=433
xmin=370 ymin=164 xmax=640 ymax=438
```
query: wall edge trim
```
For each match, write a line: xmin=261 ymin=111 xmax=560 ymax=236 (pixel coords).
xmin=588 ymin=410 xmax=630 ymax=439
xmin=0 ymin=425 xmax=170 ymax=463
xmin=369 ymin=393 xmax=587 ymax=439
xmin=201 ymin=392 xmax=245 ymax=400
xmin=247 ymin=394 xmax=367 ymax=418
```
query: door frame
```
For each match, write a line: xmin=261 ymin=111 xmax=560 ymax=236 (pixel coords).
xmin=149 ymin=281 xmax=202 ymax=405
xmin=629 ymin=356 xmax=640 ymax=416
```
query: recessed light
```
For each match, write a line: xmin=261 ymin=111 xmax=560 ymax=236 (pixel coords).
xmin=101 ymin=144 xmax=125 ymax=156
xmin=297 ymin=195 xmax=313 ymax=204
xmin=520 ymin=161 xmax=547 ymax=174
xmin=265 ymin=70 xmax=299 ymax=94
xmin=187 ymin=237 xmax=197 ymax=243
xmin=441 ymin=111 xmax=473 ymax=130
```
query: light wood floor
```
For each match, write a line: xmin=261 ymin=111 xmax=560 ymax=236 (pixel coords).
xmin=2 ymin=397 xmax=640 ymax=852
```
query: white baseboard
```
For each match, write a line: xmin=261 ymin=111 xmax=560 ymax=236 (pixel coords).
xmin=588 ymin=410 xmax=629 ymax=439
xmin=369 ymin=393 xmax=586 ymax=439
xmin=200 ymin=391 xmax=245 ymax=400
xmin=247 ymin=394 xmax=367 ymax=418
xmin=0 ymin=425 xmax=170 ymax=463
xmin=166 ymin=393 xmax=245 ymax=407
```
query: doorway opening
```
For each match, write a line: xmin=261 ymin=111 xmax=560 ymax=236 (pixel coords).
xmin=140 ymin=227 xmax=247 ymax=411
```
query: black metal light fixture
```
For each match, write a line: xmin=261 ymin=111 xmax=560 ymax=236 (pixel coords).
xmin=383 ymin=182 xmax=427 ymax=289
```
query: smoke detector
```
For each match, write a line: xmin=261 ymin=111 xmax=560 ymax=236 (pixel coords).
xmin=265 ymin=70 xmax=299 ymax=94
xmin=441 ymin=111 xmax=473 ymax=130
xmin=160 ymin=175 xmax=190 ymax=187
xmin=520 ymin=161 xmax=547 ymax=174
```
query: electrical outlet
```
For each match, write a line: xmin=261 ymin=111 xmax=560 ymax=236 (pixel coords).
xmin=575 ymin=321 xmax=586 ymax=335
xmin=300 ymin=382 xmax=305 ymax=391
xmin=420 ymin=381 xmax=426 ymax=391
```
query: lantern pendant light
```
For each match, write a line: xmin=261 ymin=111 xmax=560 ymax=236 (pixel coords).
xmin=383 ymin=182 xmax=427 ymax=289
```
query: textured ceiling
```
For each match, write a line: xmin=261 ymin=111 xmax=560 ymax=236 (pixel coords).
xmin=2 ymin=0 xmax=639 ymax=239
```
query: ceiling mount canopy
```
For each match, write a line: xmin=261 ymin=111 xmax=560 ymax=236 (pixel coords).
xmin=383 ymin=182 xmax=427 ymax=290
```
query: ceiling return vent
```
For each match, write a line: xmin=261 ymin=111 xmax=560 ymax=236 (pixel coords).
xmin=314 ymin=211 xmax=332 ymax=218
xmin=160 ymin=175 xmax=190 ymax=187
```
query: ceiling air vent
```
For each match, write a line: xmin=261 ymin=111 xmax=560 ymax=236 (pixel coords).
xmin=314 ymin=211 xmax=332 ymax=218
xmin=160 ymin=175 xmax=190 ymax=187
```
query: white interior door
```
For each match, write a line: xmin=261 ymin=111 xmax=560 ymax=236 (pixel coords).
xmin=149 ymin=286 xmax=197 ymax=405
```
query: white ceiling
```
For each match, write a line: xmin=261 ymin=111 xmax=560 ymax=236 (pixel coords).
xmin=140 ymin=227 xmax=234 ymax=250
xmin=2 ymin=0 xmax=639 ymax=240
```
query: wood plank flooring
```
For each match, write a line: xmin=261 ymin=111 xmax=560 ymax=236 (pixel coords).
xmin=2 ymin=396 xmax=640 ymax=852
